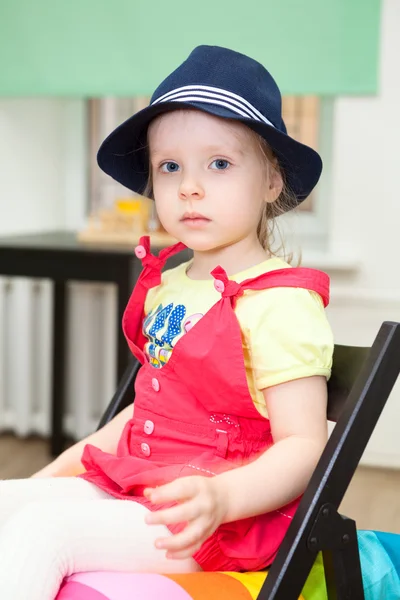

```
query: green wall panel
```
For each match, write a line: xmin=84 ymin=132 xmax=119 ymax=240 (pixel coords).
xmin=0 ymin=0 xmax=381 ymax=96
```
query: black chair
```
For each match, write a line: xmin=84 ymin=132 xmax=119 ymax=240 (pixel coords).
xmin=97 ymin=321 xmax=400 ymax=600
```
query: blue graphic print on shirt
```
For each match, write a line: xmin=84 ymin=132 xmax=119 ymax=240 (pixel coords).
xmin=143 ymin=303 xmax=204 ymax=368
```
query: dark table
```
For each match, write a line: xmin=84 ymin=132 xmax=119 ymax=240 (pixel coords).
xmin=0 ymin=231 xmax=145 ymax=456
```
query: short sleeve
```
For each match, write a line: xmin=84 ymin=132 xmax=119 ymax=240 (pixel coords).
xmin=240 ymin=287 xmax=334 ymax=391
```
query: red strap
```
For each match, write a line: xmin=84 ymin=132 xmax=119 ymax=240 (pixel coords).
xmin=123 ymin=237 xmax=188 ymax=363
xmin=211 ymin=265 xmax=330 ymax=307
xmin=137 ymin=236 xmax=187 ymax=290
xmin=142 ymin=236 xmax=188 ymax=264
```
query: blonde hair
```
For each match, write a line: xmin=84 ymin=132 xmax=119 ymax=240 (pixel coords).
xmin=143 ymin=119 xmax=298 ymax=263
xmin=253 ymin=134 xmax=298 ymax=263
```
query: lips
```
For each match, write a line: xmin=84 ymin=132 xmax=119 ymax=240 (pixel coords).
xmin=180 ymin=212 xmax=210 ymax=221
xmin=180 ymin=212 xmax=211 ymax=229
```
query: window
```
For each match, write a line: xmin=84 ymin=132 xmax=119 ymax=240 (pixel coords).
xmin=279 ymin=96 xmax=333 ymax=253
xmin=282 ymin=96 xmax=320 ymax=212
xmin=88 ymin=97 xmax=150 ymax=215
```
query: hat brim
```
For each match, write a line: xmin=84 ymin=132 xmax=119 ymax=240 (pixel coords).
xmin=97 ymin=100 xmax=322 ymax=204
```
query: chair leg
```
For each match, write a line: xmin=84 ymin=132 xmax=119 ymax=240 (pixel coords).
xmin=309 ymin=505 xmax=365 ymax=600
xmin=323 ymin=532 xmax=365 ymax=600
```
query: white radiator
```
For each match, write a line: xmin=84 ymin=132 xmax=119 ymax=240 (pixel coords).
xmin=0 ymin=277 xmax=117 ymax=441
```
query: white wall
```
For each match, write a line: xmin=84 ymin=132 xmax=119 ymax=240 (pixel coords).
xmin=329 ymin=0 xmax=399 ymax=291
xmin=0 ymin=98 xmax=86 ymax=234
xmin=326 ymin=0 xmax=400 ymax=467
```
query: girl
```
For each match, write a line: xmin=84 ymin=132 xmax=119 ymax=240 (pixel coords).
xmin=0 ymin=45 xmax=333 ymax=598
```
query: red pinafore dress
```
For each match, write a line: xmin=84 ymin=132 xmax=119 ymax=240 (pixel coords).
xmin=80 ymin=236 xmax=330 ymax=572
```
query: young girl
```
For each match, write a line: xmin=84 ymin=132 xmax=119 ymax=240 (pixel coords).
xmin=0 ymin=45 xmax=333 ymax=598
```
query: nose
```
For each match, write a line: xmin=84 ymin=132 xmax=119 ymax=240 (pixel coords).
xmin=178 ymin=172 xmax=205 ymax=201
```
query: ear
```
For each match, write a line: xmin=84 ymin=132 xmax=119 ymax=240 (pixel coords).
xmin=265 ymin=166 xmax=283 ymax=204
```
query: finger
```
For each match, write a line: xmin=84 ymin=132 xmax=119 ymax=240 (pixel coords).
xmin=145 ymin=501 xmax=201 ymax=526
xmin=166 ymin=542 xmax=203 ymax=560
xmin=145 ymin=478 xmax=197 ymax=505
xmin=156 ymin=521 xmax=205 ymax=553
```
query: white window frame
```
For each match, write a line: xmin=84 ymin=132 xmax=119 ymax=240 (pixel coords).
xmin=278 ymin=98 xmax=334 ymax=255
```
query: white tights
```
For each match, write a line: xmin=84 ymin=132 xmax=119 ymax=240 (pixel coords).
xmin=0 ymin=477 xmax=200 ymax=599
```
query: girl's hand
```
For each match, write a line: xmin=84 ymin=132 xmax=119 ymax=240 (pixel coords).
xmin=144 ymin=476 xmax=228 ymax=559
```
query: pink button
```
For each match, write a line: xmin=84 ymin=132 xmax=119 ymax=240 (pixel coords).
xmin=144 ymin=420 xmax=155 ymax=435
xmin=214 ymin=279 xmax=225 ymax=293
xmin=135 ymin=245 xmax=147 ymax=259
xmin=151 ymin=377 xmax=160 ymax=392
xmin=141 ymin=442 xmax=151 ymax=457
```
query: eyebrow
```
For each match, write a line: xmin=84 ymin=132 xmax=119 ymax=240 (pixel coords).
xmin=204 ymin=144 xmax=245 ymax=156
xmin=150 ymin=144 xmax=245 ymax=157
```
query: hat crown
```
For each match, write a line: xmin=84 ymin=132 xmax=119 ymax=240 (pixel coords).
xmin=150 ymin=45 xmax=285 ymax=132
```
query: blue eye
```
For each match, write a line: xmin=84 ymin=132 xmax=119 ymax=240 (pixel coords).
xmin=211 ymin=159 xmax=230 ymax=170
xmin=160 ymin=161 xmax=180 ymax=173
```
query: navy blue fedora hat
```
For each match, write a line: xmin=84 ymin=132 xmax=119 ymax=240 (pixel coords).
xmin=97 ymin=45 xmax=322 ymax=205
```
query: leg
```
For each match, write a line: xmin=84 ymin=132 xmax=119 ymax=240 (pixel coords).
xmin=0 ymin=497 xmax=200 ymax=599
xmin=0 ymin=476 xmax=110 ymax=528
xmin=51 ymin=280 xmax=67 ymax=457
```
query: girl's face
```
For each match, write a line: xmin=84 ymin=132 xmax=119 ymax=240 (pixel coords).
xmin=148 ymin=109 xmax=281 ymax=252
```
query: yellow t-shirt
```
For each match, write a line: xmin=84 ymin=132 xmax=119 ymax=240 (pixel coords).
xmin=143 ymin=257 xmax=333 ymax=417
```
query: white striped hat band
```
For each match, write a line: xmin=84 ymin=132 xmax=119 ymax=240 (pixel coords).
xmin=151 ymin=85 xmax=275 ymax=129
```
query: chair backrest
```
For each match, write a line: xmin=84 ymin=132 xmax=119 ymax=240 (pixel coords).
xmin=257 ymin=321 xmax=400 ymax=599
xmin=97 ymin=358 xmax=139 ymax=430
xmin=327 ymin=343 xmax=371 ymax=422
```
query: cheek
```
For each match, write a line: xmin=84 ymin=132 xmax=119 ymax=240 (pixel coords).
xmin=152 ymin=175 xmax=168 ymax=198
xmin=217 ymin=167 xmax=264 ymax=197
xmin=153 ymin=179 xmax=175 ymax=211
xmin=236 ymin=205 xmax=260 ymax=227
xmin=154 ymin=200 xmax=173 ymax=226
xmin=213 ymin=179 xmax=264 ymax=223
xmin=230 ymin=199 xmax=264 ymax=234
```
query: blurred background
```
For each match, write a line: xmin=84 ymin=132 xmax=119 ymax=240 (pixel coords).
xmin=0 ymin=1 xmax=399 ymax=531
